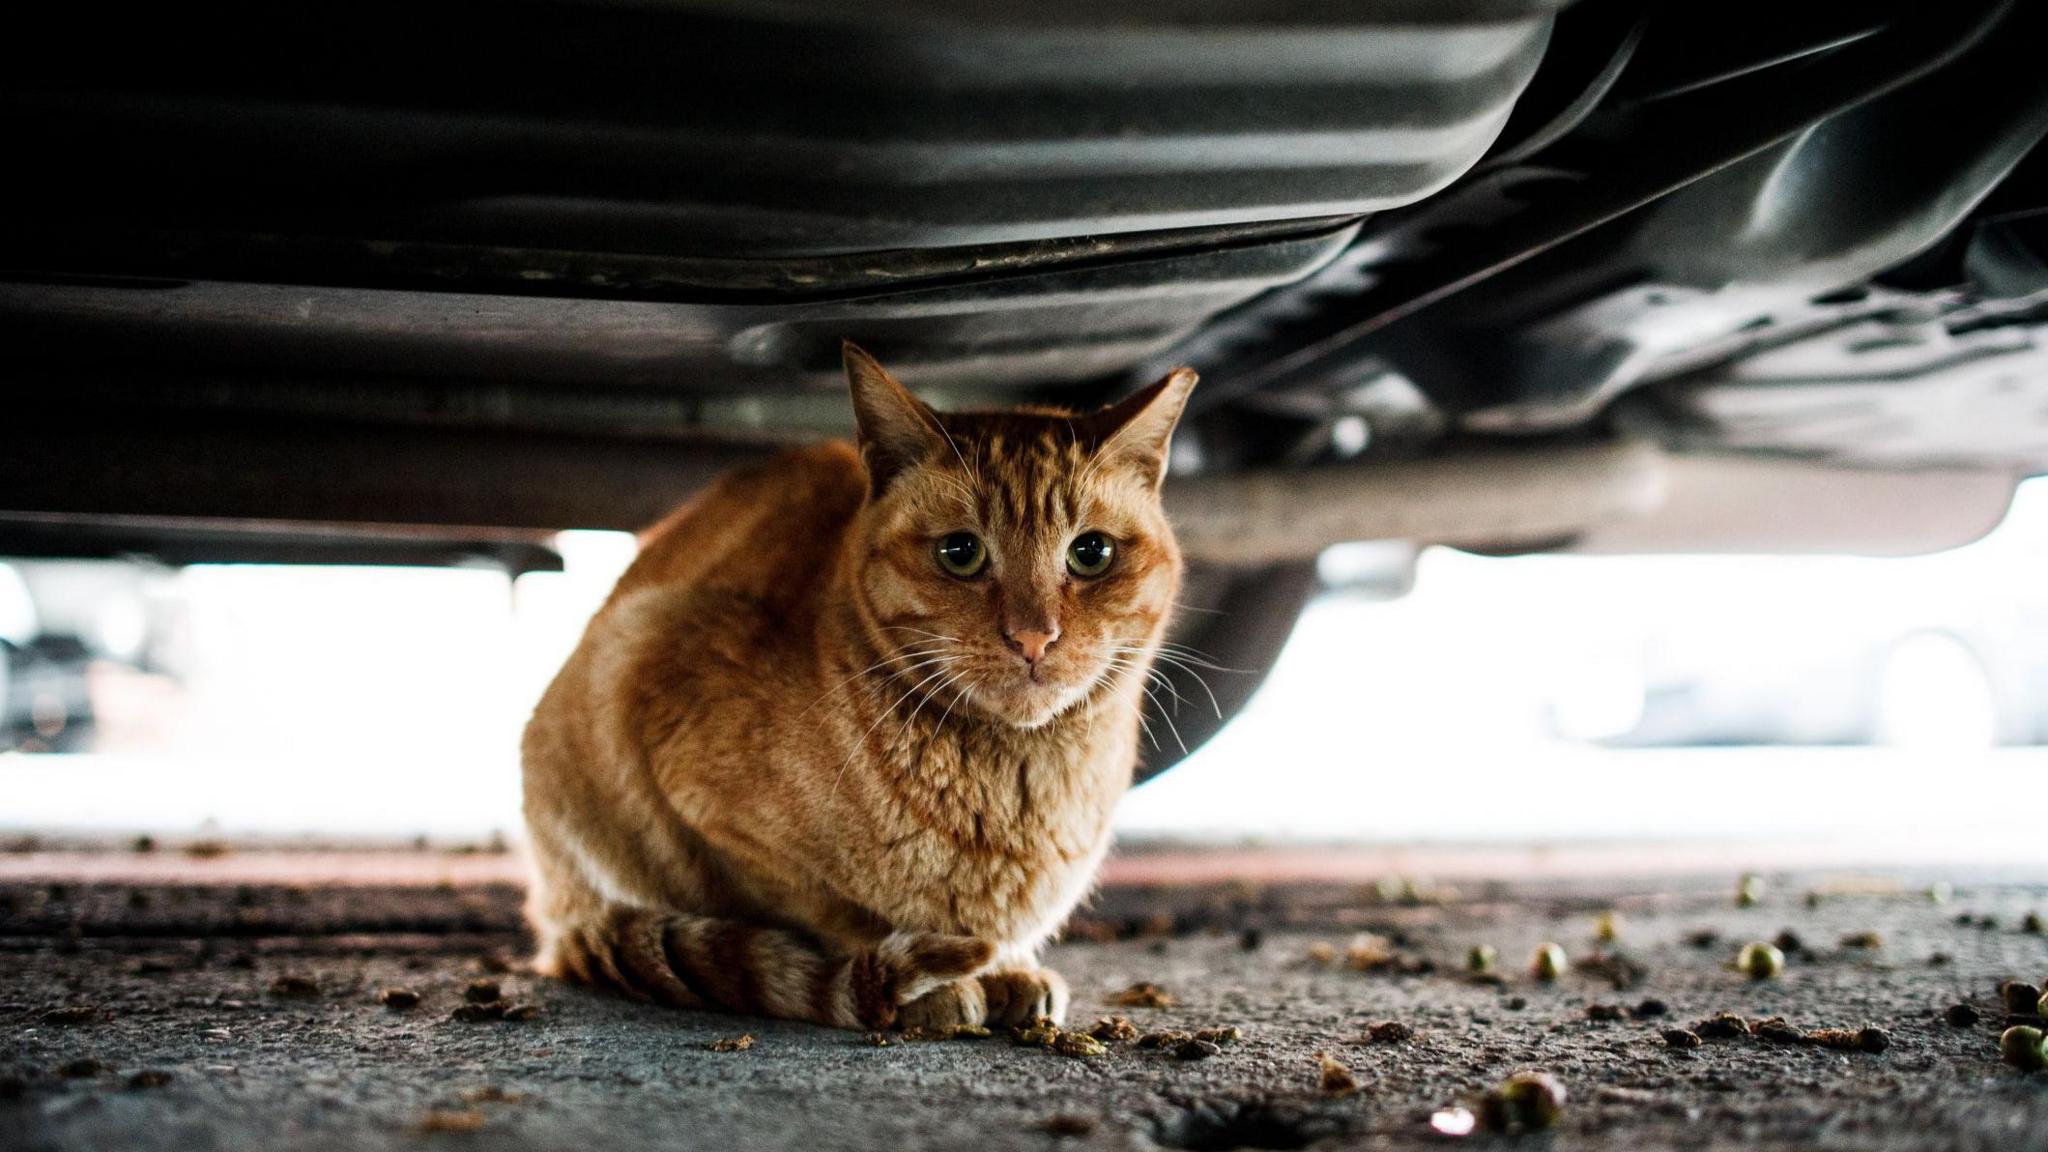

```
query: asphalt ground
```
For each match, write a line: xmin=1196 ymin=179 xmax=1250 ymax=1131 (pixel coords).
xmin=3 ymin=859 xmax=2047 ymax=1151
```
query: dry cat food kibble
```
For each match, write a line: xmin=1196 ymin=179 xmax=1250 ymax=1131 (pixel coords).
xmin=1305 ymin=942 xmax=1337 ymax=967
xmin=1055 ymin=1032 xmax=1107 ymax=1059
xmin=57 ymin=1059 xmax=103 ymax=1079
xmin=416 ymin=1110 xmax=487 ymax=1134
xmin=1999 ymin=1025 xmax=2047 ymax=1071
xmin=1136 ymin=1031 xmax=1193 ymax=1050
xmin=451 ymin=1000 xmax=511 ymax=1023
xmin=1694 ymin=1013 xmax=1753 ymax=1040
xmin=709 ymin=1034 xmax=754 ymax=1052
xmin=1754 ymin=1016 xmax=1804 ymax=1045
xmin=1531 ymin=944 xmax=1568 ymax=982
xmin=1171 ymin=1038 xmax=1219 ymax=1061
xmin=1012 ymin=1018 xmax=1062 ymax=1048
xmin=1999 ymin=982 xmax=2042 ymax=1014
xmin=1595 ymin=912 xmax=1620 ymax=943
xmin=1585 ymin=1003 xmax=1625 ymax=1023
xmin=1193 ymin=1026 xmax=1242 ymax=1045
xmin=39 ymin=1006 xmax=102 ymax=1025
xmin=1109 ymin=982 xmax=1175 ymax=1009
xmin=378 ymin=988 xmax=420 ymax=1011
xmin=1663 ymin=1029 xmax=1704 ymax=1050
xmin=1087 ymin=1016 xmax=1138 ymax=1043
xmin=126 ymin=1070 xmax=173 ymax=1089
xmin=1467 ymin=945 xmax=1497 ymax=975
xmin=1805 ymin=1027 xmax=1890 ymax=1053
xmin=1839 ymin=931 xmax=1883 ymax=950
xmin=464 ymin=979 xmax=502 ymax=1004
xmin=1365 ymin=1021 xmax=1413 ymax=1043
xmin=1498 ymin=1072 xmax=1568 ymax=1130
xmin=1738 ymin=942 xmax=1785 ymax=980
xmin=1317 ymin=1054 xmax=1359 ymax=1095
xmin=1736 ymin=874 xmax=1765 ymax=908
xmin=501 ymin=1003 xmax=543 ymax=1022
xmin=1946 ymin=1004 xmax=1981 ymax=1027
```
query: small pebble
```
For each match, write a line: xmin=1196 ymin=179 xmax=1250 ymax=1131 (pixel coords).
xmin=57 ymin=1059 xmax=103 ymax=1079
xmin=1585 ymin=1003 xmax=1625 ymax=1022
xmin=1108 ymin=982 xmax=1174 ymax=1009
xmin=379 ymin=988 xmax=420 ymax=1011
xmin=126 ymin=1070 xmax=173 ymax=1089
xmin=1366 ymin=1021 xmax=1413 ymax=1043
xmin=1632 ymin=998 xmax=1670 ymax=1019
xmin=269 ymin=975 xmax=319 ymax=999
xmin=2023 ymin=912 xmax=2043 ymax=935
xmin=1238 ymin=928 xmax=1263 ymax=952
xmin=1946 ymin=1004 xmax=1981 ymax=1027
xmin=464 ymin=979 xmax=502 ymax=1004
xmin=1174 ymin=1038 xmax=1221 ymax=1061
xmin=1840 ymin=931 xmax=1883 ymax=950
xmin=39 ymin=1006 xmax=102 ymax=1026
xmin=1041 ymin=1115 xmax=1097 ymax=1138
xmin=2001 ymin=982 xmax=2042 ymax=1015
xmin=1772 ymin=929 xmax=1804 ymax=954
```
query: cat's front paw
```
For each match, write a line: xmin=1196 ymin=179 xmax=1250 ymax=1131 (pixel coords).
xmin=979 ymin=967 xmax=1068 ymax=1027
xmin=895 ymin=977 xmax=988 ymax=1032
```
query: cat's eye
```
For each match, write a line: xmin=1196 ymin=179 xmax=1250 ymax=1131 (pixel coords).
xmin=1066 ymin=531 xmax=1115 ymax=578
xmin=934 ymin=532 xmax=987 ymax=578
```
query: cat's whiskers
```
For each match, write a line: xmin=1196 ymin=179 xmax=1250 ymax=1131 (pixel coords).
xmin=1105 ymin=638 xmax=1235 ymax=719
xmin=796 ymin=640 xmax=955 ymax=719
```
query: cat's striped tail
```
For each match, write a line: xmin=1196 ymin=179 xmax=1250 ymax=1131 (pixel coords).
xmin=542 ymin=907 xmax=994 ymax=1031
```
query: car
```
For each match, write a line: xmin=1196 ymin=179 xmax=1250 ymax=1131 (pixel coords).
xmin=4 ymin=0 xmax=2046 ymax=782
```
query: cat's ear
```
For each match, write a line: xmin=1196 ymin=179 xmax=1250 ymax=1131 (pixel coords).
xmin=1087 ymin=367 xmax=1198 ymax=489
xmin=844 ymin=341 xmax=946 ymax=497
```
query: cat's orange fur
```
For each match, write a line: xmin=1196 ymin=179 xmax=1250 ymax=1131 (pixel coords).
xmin=521 ymin=343 xmax=1195 ymax=1031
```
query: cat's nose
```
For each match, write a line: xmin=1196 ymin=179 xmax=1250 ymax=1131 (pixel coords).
xmin=1006 ymin=627 xmax=1059 ymax=665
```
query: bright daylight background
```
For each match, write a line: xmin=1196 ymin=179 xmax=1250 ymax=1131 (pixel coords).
xmin=4 ymin=479 xmax=2047 ymax=861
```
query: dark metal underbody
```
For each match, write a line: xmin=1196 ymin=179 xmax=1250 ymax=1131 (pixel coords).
xmin=6 ymin=0 xmax=2048 ymax=776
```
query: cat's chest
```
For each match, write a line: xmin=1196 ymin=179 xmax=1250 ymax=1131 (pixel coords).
xmin=864 ymin=742 xmax=1124 ymax=941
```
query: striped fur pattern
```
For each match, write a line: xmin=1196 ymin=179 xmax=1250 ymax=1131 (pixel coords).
xmin=522 ymin=344 xmax=1192 ymax=1030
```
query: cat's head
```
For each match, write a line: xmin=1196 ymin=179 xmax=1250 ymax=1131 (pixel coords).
xmin=843 ymin=342 xmax=1192 ymax=730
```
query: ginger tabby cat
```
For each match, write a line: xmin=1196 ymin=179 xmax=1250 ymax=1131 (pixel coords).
xmin=521 ymin=343 xmax=1196 ymax=1031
